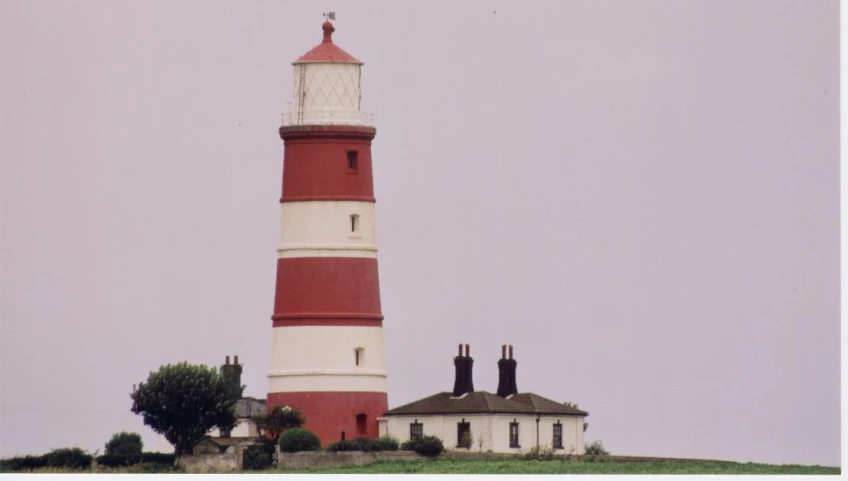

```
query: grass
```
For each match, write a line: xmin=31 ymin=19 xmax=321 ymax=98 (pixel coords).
xmin=273 ymin=458 xmax=841 ymax=475
xmin=3 ymin=457 xmax=839 ymax=475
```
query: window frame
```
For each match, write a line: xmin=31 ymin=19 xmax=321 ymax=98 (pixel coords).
xmin=456 ymin=420 xmax=472 ymax=448
xmin=509 ymin=420 xmax=520 ymax=448
xmin=553 ymin=421 xmax=563 ymax=449
xmin=410 ymin=420 xmax=423 ymax=441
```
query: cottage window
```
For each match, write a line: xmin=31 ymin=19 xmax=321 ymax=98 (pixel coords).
xmin=410 ymin=420 xmax=423 ymax=441
xmin=347 ymin=151 xmax=359 ymax=172
xmin=553 ymin=422 xmax=563 ymax=449
xmin=509 ymin=420 xmax=520 ymax=448
xmin=457 ymin=420 xmax=471 ymax=448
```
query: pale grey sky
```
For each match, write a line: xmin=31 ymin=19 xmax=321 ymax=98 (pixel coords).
xmin=0 ymin=0 xmax=840 ymax=467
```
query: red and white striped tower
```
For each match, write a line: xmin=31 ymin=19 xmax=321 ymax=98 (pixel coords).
xmin=267 ymin=19 xmax=387 ymax=444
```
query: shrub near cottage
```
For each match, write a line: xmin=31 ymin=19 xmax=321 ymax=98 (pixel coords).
xmin=584 ymin=441 xmax=609 ymax=456
xmin=326 ymin=436 xmax=399 ymax=453
xmin=242 ymin=442 xmax=275 ymax=471
xmin=279 ymin=428 xmax=321 ymax=453
xmin=400 ymin=436 xmax=444 ymax=457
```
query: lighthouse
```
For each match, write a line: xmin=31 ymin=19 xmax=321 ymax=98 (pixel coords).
xmin=267 ymin=19 xmax=388 ymax=444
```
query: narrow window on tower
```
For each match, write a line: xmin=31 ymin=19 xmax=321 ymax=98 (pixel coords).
xmin=350 ymin=214 xmax=360 ymax=233
xmin=347 ymin=150 xmax=359 ymax=172
xmin=354 ymin=347 xmax=364 ymax=366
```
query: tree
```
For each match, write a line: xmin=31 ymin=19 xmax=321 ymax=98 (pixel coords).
xmin=130 ymin=362 xmax=242 ymax=455
xmin=252 ymin=405 xmax=305 ymax=442
xmin=105 ymin=431 xmax=143 ymax=456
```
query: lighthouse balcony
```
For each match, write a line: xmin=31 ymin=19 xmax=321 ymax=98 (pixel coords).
xmin=282 ymin=109 xmax=374 ymax=127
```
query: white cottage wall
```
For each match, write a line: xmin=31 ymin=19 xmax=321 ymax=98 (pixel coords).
xmin=385 ymin=413 xmax=585 ymax=454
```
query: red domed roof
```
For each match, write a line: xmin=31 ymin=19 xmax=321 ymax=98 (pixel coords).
xmin=294 ymin=21 xmax=362 ymax=65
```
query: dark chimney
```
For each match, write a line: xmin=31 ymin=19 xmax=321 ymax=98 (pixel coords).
xmin=452 ymin=343 xmax=475 ymax=396
xmin=234 ymin=355 xmax=239 ymax=365
xmin=507 ymin=345 xmax=517 ymax=394
xmin=226 ymin=355 xmax=230 ymax=365
xmin=497 ymin=344 xmax=518 ymax=397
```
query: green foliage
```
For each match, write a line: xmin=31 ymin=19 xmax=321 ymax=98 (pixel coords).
xmin=253 ymin=405 xmax=306 ymax=442
xmin=130 ymin=362 xmax=242 ymax=455
xmin=375 ymin=436 xmax=400 ymax=451
xmin=584 ymin=441 xmax=609 ymax=456
xmin=517 ymin=446 xmax=559 ymax=461
xmin=243 ymin=442 xmax=275 ymax=470
xmin=95 ymin=452 xmax=175 ymax=467
xmin=399 ymin=439 xmax=415 ymax=451
xmin=279 ymin=428 xmax=321 ymax=453
xmin=326 ymin=436 xmax=399 ymax=453
xmin=44 ymin=448 xmax=93 ymax=469
xmin=105 ymin=431 xmax=143 ymax=456
xmin=400 ymin=435 xmax=443 ymax=457
xmin=0 ymin=454 xmax=48 ymax=471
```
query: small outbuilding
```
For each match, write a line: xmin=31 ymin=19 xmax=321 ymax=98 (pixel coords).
xmin=379 ymin=345 xmax=588 ymax=454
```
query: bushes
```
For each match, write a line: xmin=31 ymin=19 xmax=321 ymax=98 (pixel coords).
xmin=0 ymin=454 xmax=48 ymax=471
xmin=400 ymin=436 xmax=444 ymax=457
xmin=105 ymin=431 xmax=143 ymax=456
xmin=326 ymin=436 xmax=399 ymax=453
xmin=0 ymin=449 xmax=175 ymax=472
xmin=516 ymin=446 xmax=559 ymax=461
xmin=374 ymin=436 xmax=399 ymax=451
xmin=242 ymin=443 xmax=275 ymax=471
xmin=584 ymin=440 xmax=609 ymax=456
xmin=279 ymin=428 xmax=321 ymax=453
xmin=1 ymin=448 xmax=93 ymax=471
xmin=45 ymin=448 xmax=93 ymax=469
xmin=94 ymin=452 xmax=175 ymax=468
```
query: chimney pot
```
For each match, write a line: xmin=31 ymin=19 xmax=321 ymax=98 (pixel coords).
xmin=465 ymin=344 xmax=470 ymax=357
xmin=458 ymin=344 xmax=463 ymax=357
xmin=509 ymin=345 xmax=513 ymax=360
xmin=234 ymin=355 xmax=239 ymax=365
xmin=225 ymin=356 xmax=230 ymax=365
xmin=501 ymin=345 xmax=506 ymax=359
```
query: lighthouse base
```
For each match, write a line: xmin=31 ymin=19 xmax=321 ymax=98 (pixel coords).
xmin=267 ymin=391 xmax=388 ymax=446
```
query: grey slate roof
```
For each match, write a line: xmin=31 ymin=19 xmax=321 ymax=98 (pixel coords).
xmin=234 ymin=397 xmax=266 ymax=418
xmin=509 ymin=393 xmax=589 ymax=416
xmin=384 ymin=391 xmax=588 ymax=417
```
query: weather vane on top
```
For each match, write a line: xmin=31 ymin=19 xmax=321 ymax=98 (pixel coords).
xmin=323 ymin=11 xmax=336 ymax=21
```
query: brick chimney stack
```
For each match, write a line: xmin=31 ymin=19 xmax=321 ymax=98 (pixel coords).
xmin=497 ymin=344 xmax=518 ymax=397
xmin=452 ymin=343 xmax=475 ymax=397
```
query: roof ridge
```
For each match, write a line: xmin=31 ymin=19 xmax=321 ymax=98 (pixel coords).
xmin=481 ymin=391 xmax=495 ymax=411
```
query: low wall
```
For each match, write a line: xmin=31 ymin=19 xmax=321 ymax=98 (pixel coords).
xmin=276 ymin=451 xmax=422 ymax=469
xmin=177 ymin=453 xmax=240 ymax=472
